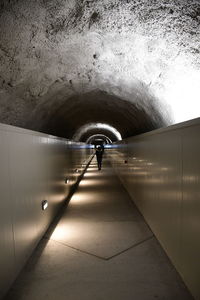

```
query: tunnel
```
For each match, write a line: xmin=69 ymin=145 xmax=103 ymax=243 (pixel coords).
xmin=0 ymin=0 xmax=200 ymax=300
xmin=26 ymin=88 xmax=167 ymax=140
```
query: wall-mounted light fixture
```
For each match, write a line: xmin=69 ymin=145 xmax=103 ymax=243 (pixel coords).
xmin=65 ymin=177 xmax=70 ymax=184
xmin=41 ymin=200 xmax=48 ymax=211
xmin=75 ymin=169 xmax=79 ymax=173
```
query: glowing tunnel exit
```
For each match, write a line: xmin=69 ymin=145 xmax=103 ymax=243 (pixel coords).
xmin=72 ymin=123 xmax=122 ymax=143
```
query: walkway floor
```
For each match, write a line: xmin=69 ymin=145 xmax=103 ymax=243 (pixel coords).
xmin=5 ymin=157 xmax=192 ymax=300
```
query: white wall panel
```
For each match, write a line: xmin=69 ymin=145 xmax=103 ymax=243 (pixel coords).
xmin=0 ymin=131 xmax=15 ymax=299
xmin=109 ymin=118 xmax=200 ymax=300
xmin=0 ymin=124 xmax=93 ymax=299
xmin=8 ymin=132 xmax=40 ymax=273
xmin=181 ymin=125 xmax=200 ymax=299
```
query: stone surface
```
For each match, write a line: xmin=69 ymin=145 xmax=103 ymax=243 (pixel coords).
xmin=0 ymin=0 xmax=199 ymax=138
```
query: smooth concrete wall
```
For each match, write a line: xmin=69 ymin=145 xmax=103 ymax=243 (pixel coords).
xmin=108 ymin=118 xmax=200 ymax=300
xmin=0 ymin=123 xmax=93 ymax=299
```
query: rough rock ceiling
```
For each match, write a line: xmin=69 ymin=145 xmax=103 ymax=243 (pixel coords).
xmin=0 ymin=0 xmax=199 ymax=139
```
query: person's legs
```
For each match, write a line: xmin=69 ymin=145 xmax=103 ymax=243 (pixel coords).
xmin=97 ymin=158 xmax=101 ymax=170
xmin=96 ymin=154 xmax=103 ymax=170
xmin=96 ymin=155 xmax=100 ymax=170
xmin=98 ymin=155 xmax=102 ymax=170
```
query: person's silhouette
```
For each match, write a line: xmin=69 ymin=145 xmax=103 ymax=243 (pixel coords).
xmin=95 ymin=145 xmax=104 ymax=170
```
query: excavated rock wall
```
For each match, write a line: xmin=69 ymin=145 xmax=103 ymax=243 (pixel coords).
xmin=0 ymin=0 xmax=199 ymax=138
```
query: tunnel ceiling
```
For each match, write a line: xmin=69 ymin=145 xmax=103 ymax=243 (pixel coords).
xmin=0 ymin=0 xmax=199 ymax=140
xmin=27 ymin=89 xmax=166 ymax=139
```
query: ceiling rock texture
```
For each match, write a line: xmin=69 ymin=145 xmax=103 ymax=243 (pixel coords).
xmin=0 ymin=0 xmax=199 ymax=140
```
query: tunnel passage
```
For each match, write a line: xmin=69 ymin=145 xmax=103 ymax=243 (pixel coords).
xmin=77 ymin=128 xmax=119 ymax=143
xmin=27 ymin=88 xmax=168 ymax=141
xmin=72 ymin=122 xmax=122 ymax=143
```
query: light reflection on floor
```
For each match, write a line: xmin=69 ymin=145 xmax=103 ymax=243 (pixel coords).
xmin=79 ymin=179 xmax=103 ymax=186
xmin=46 ymin=156 xmax=153 ymax=259
xmin=69 ymin=193 xmax=97 ymax=205
xmin=50 ymin=223 xmax=77 ymax=240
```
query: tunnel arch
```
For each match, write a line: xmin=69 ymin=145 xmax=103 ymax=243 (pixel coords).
xmin=73 ymin=123 xmax=122 ymax=142
xmin=0 ymin=0 xmax=199 ymax=137
xmin=86 ymin=134 xmax=112 ymax=144
xmin=79 ymin=128 xmax=118 ymax=143
xmin=27 ymin=87 xmax=168 ymax=140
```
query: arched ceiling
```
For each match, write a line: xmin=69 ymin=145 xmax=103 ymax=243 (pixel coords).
xmin=86 ymin=134 xmax=112 ymax=145
xmin=0 ymin=0 xmax=199 ymax=140
xmin=72 ymin=123 xmax=122 ymax=143
xmin=26 ymin=88 xmax=166 ymax=139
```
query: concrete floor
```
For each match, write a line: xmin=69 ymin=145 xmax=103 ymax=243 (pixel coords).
xmin=5 ymin=157 xmax=193 ymax=300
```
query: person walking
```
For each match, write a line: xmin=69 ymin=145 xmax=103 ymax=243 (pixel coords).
xmin=95 ymin=145 xmax=104 ymax=170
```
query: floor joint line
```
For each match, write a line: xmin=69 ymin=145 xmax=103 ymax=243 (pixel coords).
xmin=43 ymin=234 xmax=154 ymax=261
xmin=43 ymin=236 xmax=107 ymax=261
xmin=106 ymin=235 xmax=154 ymax=260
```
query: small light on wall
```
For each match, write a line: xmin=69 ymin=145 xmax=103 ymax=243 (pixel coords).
xmin=65 ymin=178 xmax=70 ymax=184
xmin=42 ymin=200 xmax=48 ymax=211
xmin=75 ymin=169 xmax=79 ymax=173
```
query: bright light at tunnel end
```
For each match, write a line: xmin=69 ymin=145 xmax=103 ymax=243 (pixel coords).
xmin=95 ymin=123 xmax=122 ymax=140
xmin=73 ymin=122 xmax=122 ymax=142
